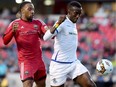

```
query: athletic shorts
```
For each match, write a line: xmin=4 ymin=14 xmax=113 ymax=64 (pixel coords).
xmin=49 ymin=60 xmax=88 ymax=86
xmin=19 ymin=61 xmax=46 ymax=81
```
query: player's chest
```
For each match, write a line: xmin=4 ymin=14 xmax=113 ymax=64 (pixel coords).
xmin=63 ymin=24 xmax=77 ymax=36
xmin=17 ymin=23 xmax=40 ymax=36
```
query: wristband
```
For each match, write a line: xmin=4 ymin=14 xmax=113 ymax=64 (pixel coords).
xmin=54 ymin=23 xmax=59 ymax=29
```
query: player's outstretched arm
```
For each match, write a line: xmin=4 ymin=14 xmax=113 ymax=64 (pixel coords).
xmin=43 ymin=15 xmax=66 ymax=41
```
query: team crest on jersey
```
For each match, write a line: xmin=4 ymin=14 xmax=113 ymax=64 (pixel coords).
xmin=24 ymin=71 xmax=29 ymax=75
xmin=34 ymin=24 xmax=38 ymax=29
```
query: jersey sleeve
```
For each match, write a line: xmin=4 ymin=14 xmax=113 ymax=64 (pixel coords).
xmin=3 ymin=21 xmax=14 ymax=45
xmin=43 ymin=22 xmax=63 ymax=41
xmin=39 ymin=20 xmax=47 ymax=34
xmin=4 ymin=21 xmax=13 ymax=34
xmin=37 ymin=20 xmax=48 ymax=39
xmin=53 ymin=22 xmax=63 ymax=34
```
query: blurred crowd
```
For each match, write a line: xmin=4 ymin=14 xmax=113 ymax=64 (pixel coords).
xmin=0 ymin=2 xmax=116 ymax=87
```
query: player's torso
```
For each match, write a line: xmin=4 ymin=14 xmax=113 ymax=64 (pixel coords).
xmin=13 ymin=19 xmax=42 ymax=61
xmin=53 ymin=19 xmax=78 ymax=62
xmin=55 ymin=19 xmax=78 ymax=51
xmin=14 ymin=19 xmax=40 ymax=43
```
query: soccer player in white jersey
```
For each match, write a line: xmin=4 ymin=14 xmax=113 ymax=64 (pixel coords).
xmin=43 ymin=1 xmax=97 ymax=87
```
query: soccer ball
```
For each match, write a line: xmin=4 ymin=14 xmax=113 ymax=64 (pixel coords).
xmin=96 ymin=59 xmax=113 ymax=75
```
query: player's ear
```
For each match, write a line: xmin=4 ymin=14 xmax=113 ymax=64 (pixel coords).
xmin=67 ymin=5 xmax=70 ymax=13
xmin=16 ymin=11 xmax=21 ymax=18
xmin=67 ymin=8 xmax=70 ymax=13
xmin=80 ymin=9 xmax=84 ymax=17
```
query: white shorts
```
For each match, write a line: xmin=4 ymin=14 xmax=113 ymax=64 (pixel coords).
xmin=49 ymin=60 xmax=88 ymax=86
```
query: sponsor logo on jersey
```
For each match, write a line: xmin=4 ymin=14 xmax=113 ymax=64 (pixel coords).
xmin=69 ymin=32 xmax=77 ymax=35
xmin=19 ymin=30 xmax=37 ymax=35
xmin=66 ymin=25 xmax=71 ymax=27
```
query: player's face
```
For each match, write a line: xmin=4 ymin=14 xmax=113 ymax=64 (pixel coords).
xmin=21 ymin=3 xmax=34 ymax=21
xmin=68 ymin=6 xmax=82 ymax=23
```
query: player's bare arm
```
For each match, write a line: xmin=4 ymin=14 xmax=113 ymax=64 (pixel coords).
xmin=50 ymin=15 xmax=66 ymax=34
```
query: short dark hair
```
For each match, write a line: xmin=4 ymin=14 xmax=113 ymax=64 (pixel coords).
xmin=67 ymin=1 xmax=82 ymax=9
xmin=16 ymin=1 xmax=32 ymax=18
xmin=19 ymin=1 xmax=32 ymax=12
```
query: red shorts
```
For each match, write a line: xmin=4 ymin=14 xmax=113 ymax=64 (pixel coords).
xmin=19 ymin=61 xmax=46 ymax=81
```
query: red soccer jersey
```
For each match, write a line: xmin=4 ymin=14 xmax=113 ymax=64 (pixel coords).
xmin=3 ymin=19 xmax=47 ymax=66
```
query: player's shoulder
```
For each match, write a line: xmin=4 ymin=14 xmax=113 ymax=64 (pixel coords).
xmin=33 ymin=19 xmax=43 ymax=23
xmin=8 ymin=19 xmax=20 ymax=27
xmin=61 ymin=18 xmax=71 ymax=28
xmin=64 ymin=18 xmax=70 ymax=23
xmin=59 ymin=19 xmax=67 ymax=27
xmin=33 ymin=19 xmax=46 ymax=25
xmin=13 ymin=18 xmax=21 ymax=22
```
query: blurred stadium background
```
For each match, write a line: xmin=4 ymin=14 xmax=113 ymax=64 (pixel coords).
xmin=0 ymin=0 xmax=116 ymax=87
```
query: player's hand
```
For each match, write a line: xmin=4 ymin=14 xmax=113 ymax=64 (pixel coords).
xmin=57 ymin=15 xmax=66 ymax=24
xmin=12 ymin=22 xmax=19 ymax=32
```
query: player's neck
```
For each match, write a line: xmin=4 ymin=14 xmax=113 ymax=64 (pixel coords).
xmin=67 ymin=14 xmax=75 ymax=23
xmin=21 ymin=17 xmax=32 ymax=22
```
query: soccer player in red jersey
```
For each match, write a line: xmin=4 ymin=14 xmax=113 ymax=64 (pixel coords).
xmin=2 ymin=1 xmax=65 ymax=87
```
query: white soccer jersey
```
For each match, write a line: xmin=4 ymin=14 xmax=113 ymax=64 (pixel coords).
xmin=44 ymin=16 xmax=78 ymax=63
xmin=44 ymin=16 xmax=89 ymax=86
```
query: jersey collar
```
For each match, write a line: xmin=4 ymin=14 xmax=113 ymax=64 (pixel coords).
xmin=66 ymin=15 xmax=76 ymax=25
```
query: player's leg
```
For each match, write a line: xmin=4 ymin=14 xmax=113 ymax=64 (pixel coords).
xmin=49 ymin=61 xmax=69 ymax=87
xmin=19 ymin=62 xmax=35 ymax=87
xmin=70 ymin=60 xmax=97 ymax=87
xmin=34 ymin=76 xmax=46 ymax=87
xmin=73 ymin=72 xmax=97 ymax=87
xmin=22 ymin=78 xmax=33 ymax=87
xmin=34 ymin=67 xmax=46 ymax=87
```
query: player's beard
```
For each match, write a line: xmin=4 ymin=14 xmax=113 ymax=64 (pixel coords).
xmin=73 ymin=18 xmax=78 ymax=23
xmin=27 ymin=18 xmax=32 ymax=22
xmin=27 ymin=16 xmax=33 ymax=22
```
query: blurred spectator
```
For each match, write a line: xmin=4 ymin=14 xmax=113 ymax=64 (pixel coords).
xmin=0 ymin=58 xmax=8 ymax=87
xmin=94 ymin=3 xmax=108 ymax=18
xmin=1 ymin=8 xmax=10 ymax=18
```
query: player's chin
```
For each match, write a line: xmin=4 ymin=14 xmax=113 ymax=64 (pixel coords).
xmin=30 ymin=15 xmax=34 ymax=19
xmin=28 ymin=16 xmax=34 ymax=21
xmin=73 ymin=19 xmax=78 ymax=23
xmin=27 ymin=17 xmax=33 ymax=22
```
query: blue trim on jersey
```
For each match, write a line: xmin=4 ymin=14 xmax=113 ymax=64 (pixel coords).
xmin=51 ymin=59 xmax=73 ymax=64
xmin=53 ymin=50 xmax=75 ymax=64
xmin=55 ymin=29 xmax=58 ymax=34
xmin=54 ymin=50 xmax=59 ymax=60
